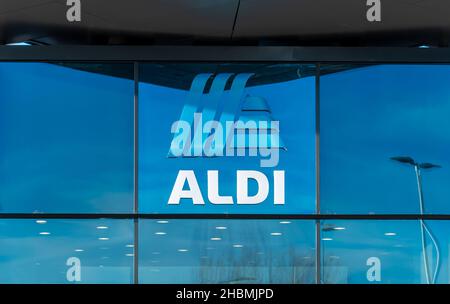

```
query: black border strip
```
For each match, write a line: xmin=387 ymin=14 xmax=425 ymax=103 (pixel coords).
xmin=2 ymin=213 xmax=450 ymax=220
xmin=1 ymin=46 xmax=450 ymax=63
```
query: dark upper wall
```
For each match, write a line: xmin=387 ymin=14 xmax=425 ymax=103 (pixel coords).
xmin=1 ymin=0 xmax=449 ymax=46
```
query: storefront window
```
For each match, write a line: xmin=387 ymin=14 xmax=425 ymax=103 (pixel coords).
xmin=138 ymin=63 xmax=316 ymax=214
xmin=0 ymin=219 xmax=134 ymax=283
xmin=139 ymin=219 xmax=315 ymax=283
xmin=0 ymin=63 xmax=134 ymax=213
xmin=320 ymin=64 xmax=450 ymax=214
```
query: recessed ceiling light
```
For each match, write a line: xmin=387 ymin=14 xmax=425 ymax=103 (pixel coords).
xmin=211 ymin=237 xmax=221 ymax=241
xmin=215 ymin=226 xmax=227 ymax=230
xmin=98 ymin=237 xmax=109 ymax=241
xmin=74 ymin=249 xmax=84 ymax=252
xmin=155 ymin=232 xmax=166 ymax=235
xmin=270 ymin=232 xmax=282 ymax=236
xmin=178 ymin=249 xmax=188 ymax=252
xmin=126 ymin=253 xmax=134 ymax=257
xmin=157 ymin=220 xmax=169 ymax=224
xmin=96 ymin=226 xmax=108 ymax=230
xmin=322 ymin=237 xmax=333 ymax=241
xmin=384 ymin=232 xmax=397 ymax=236
xmin=36 ymin=220 xmax=47 ymax=224
xmin=125 ymin=244 xmax=134 ymax=248
xmin=39 ymin=232 xmax=50 ymax=235
xmin=233 ymin=244 xmax=244 ymax=248
xmin=279 ymin=221 xmax=291 ymax=224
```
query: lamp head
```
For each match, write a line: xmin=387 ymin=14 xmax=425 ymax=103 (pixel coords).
xmin=419 ymin=163 xmax=442 ymax=169
xmin=390 ymin=156 xmax=416 ymax=166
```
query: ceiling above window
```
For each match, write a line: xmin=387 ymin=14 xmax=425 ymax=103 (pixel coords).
xmin=1 ymin=0 xmax=449 ymax=46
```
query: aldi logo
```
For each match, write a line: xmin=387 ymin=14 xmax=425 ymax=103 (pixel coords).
xmin=167 ymin=73 xmax=286 ymax=206
xmin=168 ymin=73 xmax=285 ymax=168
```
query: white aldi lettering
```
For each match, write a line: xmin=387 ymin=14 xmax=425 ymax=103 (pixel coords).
xmin=168 ymin=170 xmax=285 ymax=205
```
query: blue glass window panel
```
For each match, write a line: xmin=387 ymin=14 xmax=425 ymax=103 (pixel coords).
xmin=320 ymin=220 xmax=449 ymax=284
xmin=0 ymin=63 xmax=134 ymax=213
xmin=320 ymin=65 xmax=450 ymax=214
xmin=138 ymin=219 xmax=315 ymax=283
xmin=138 ymin=64 xmax=316 ymax=214
xmin=0 ymin=219 xmax=134 ymax=283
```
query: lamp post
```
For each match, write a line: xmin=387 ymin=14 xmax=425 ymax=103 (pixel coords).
xmin=390 ymin=156 xmax=441 ymax=284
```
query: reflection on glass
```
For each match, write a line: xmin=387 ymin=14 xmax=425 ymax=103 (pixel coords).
xmin=0 ymin=63 xmax=134 ymax=213
xmin=139 ymin=219 xmax=315 ymax=283
xmin=139 ymin=63 xmax=316 ymax=214
xmin=321 ymin=220 xmax=434 ymax=284
xmin=320 ymin=64 xmax=450 ymax=214
xmin=0 ymin=219 xmax=134 ymax=283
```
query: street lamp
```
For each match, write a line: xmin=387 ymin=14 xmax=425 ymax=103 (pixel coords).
xmin=391 ymin=156 xmax=441 ymax=284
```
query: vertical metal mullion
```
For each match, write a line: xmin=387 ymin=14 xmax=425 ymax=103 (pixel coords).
xmin=315 ymin=63 xmax=321 ymax=284
xmin=133 ymin=62 xmax=139 ymax=284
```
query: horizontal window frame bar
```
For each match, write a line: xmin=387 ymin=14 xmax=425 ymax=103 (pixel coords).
xmin=1 ymin=213 xmax=450 ymax=220
xmin=1 ymin=46 xmax=450 ymax=63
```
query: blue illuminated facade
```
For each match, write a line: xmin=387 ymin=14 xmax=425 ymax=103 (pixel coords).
xmin=0 ymin=60 xmax=449 ymax=283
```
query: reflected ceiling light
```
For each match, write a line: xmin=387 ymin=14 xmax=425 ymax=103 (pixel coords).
xmin=279 ymin=221 xmax=291 ymax=224
xmin=384 ymin=232 xmax=397 ymax=236
xmin=36 ymin=220 xmax=47 ymax=224
xmin=270 ymin=232 xmax=282 ymax=236
xmin=101 ymin=256 xmax=109 ymax=260
xmin=74 ymin=249 xmax=84 ymax=252
xmin=152 ymin=252 xmax=160 ymax=255
xmin=333 ymin=227 xmax=346 ymax=231
xmin=39 ymin=232 xmax=50 ymax=235
xmin=151 ymin=260 xmax=159 ymax=263
xmin=99 ymin=265 xmax=104 ymax=268
xmin=125 ymin=244 xmax=134 ymax=248
xmin=256 ymin=252 xmax=264 ymax=255
xmin=155 ymin=232 xmax=166 ymax=235
xmin=156 ymin=220 xmax=169 ymax=224
xmin=330 ymin=256 xmax=340 ymax=259
xmin=100 ymin=247 xmax=109 ymax=250
xmin=96 ymin=226 xmax=108 ymax=230
xmin=126 ymin=253 xmax=134 ymax=257
xmin=215 ymin=226 xmax=227 ymax=230
xmin=322 ymin=237 xmax=333 ymax=241
xmin=206 ymin=247 xmax=214 ymax=250
xmin=98 ymin=237 xmax=109 ymax=241
xmin=233 ymin=244 xmax=244 ymax=248
xmin=6 ymin=42 xmax=31 ymax=46
xmin=178 ymin=249 xmax=189 ymax=252
xmin=210 ymin=237 xmax=221 ymax=241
